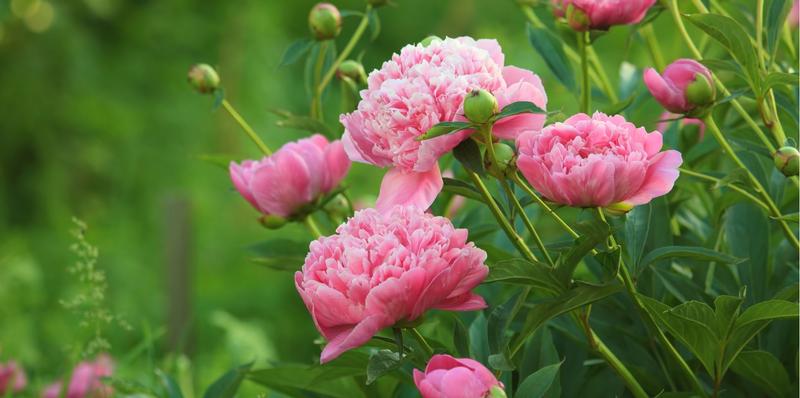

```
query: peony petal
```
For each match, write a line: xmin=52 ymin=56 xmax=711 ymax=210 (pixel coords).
xmin=376 ymin=166 xmax=443 ymax=211
xmin=320 ymin=314 xmax=387 ymax=363
xmin=624 ymin=150 xmax=683 ymax=206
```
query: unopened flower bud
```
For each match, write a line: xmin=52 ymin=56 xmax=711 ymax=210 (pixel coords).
xmin=685 ymin=72 xmax=715 ymax=110
xmin=774 ymin=146 xmax=799 ymax=177
xmin=323 ymin=193 xmax=351 ymax=219
xmin=489 ymin=386 xmax=508 ymax=398
xmin=420 ymin=35 xmax=442 ymax=46
xmin=337 ymin=60 xmax=367 ymax=84
xmin=309 ymin=3 xmax=341 ymax=41
xmin=485 ymin=142 xmax=516 ymax=179
xmin=187 ymin=64 xmax=220 ymax=94
xmin=464 ymin=89 xmax=498 ymax=124
xmin=260 ymin=214 xmax=288 ymax=229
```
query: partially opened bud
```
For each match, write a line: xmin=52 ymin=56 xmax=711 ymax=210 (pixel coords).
xmin=485 ymin=142 xmax=516 ymax=179
xmin=308 ymin=3 xmax=341 ymax=41
xmin=644 ymin=59 xmax=715 ymax=116
xmin=187 ymin=64 xmax=220 ymax=94
xmin=464 ymin=89 xmax=498 ymax=124
xmin=774 ymin=146 xmax=799 ymax=177
xmin=337 ymin=60 xmax=367 ymax=84
xmin=260 ymin=214 xmax=288 ymax=229
xmin=553 ymin=0 xmax=656 ymax=31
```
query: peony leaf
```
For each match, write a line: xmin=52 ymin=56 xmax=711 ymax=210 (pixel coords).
xmin=417 ymin=121 xmax=473 ymax=141
xmin=516 ymin=361 xmax=563 ymax=398
xmin=275 ymin=114 xmax=335 ymax=139
xmin=638 ymin=245 xmax=745 ymax=270
xmin=203 ymin=362 xmax=254 ymax=398
xmin=366 ymin=349 xmax=402 ymax=385
xmin=526 ymin=24 xmax=576 ymax=91
xmin=279 ymin=38 xmax=314 ymax=66
xmin=624 ymin=203 xmax=651 ymax=271
xmin=730 ymin=350 xmax=792 ymax=398
xmin=453 ymin=138 xmax=486 ymax=176
xmin=486 ymin=258 xmax=564 ymax=295
xmin=761 ymin=72 xmax=799 ymax=97
xmin=765 ymin=0 xmax=794 ymax=64
xmin=554 ymin=219 xmax=611 ymax=285
xmin=155 ymin=370 xmax=185 ymax=398
xmin=493 ymin=101 xmax=545 ymax=121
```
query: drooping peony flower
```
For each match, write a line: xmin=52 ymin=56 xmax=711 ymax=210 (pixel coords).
xmin=643 ymin=59 xmax=715 ymax=115
xmin=0 ymin=361 xmax=27 ymax=395
xmin=516 ymin=112 xmax=682 ymax=211
xmin=552 ymin=0 xmax=657 ymax=31
xmin=295 ymin=205 xmax=489 ymax=363
xmin=42 ymin=355 xmax=113 ymax=398
xmin=657 ymin=112 xmax=705 ymax=142
xmin=229 ymin=134 xmax=350 ymax=219
xmin=414 ymin=355 xmax=505 ymax=398
xmin=340 ymin=37 xmax=547 ymax=211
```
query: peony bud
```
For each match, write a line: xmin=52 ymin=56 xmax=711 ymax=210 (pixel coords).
xmin=260 ymin=214 xmax=288 ymax=229
xmin=464 ymin=89 xmax=498 ymax=124
xmin=553 ymin=0 xmax=656 ymax=31
xmin=187 ymin=64 xmax=220 ymax=94
xmin=644 ymin=59 xmax=715 ymax=116
xmin=419 ymin=35 xmax=442 ymax=46
xmin=485 ymin=142 xmax=516 ymax=179
xmin=337 ymin=60 xmax=367 ymax=84
xmin=323 ymin=193 xmax=351 ymax=220
xmin=774 ymin=146 xmax=799 ymax=177
xmin=308 ymin=3 xmax=341 ymax=41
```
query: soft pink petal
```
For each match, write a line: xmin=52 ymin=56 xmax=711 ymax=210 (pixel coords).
xmin=376 ymin=166 xmax=443 ymax=211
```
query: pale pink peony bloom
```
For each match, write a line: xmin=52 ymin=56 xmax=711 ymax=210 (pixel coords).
xmin=42 ymin=355 xmax=113 ymax=398
xmin=295 ymin=205 xmax=489 ymax=363
xmin=340 ymin=37 xmax=547 ymax=211
xmin=229 ymin=134 xmax=350 ymax=218
xmin=516 ymin=112 xmax=682 ymax=209
xmin=552 ymin=0 xmax=656 ymax=31
xmin=657 ymin=112 xmax=705 ymax=140
xmin=413 ymin=354 xmax=504 ymax=398
xmin=643 ymin=59 xmax=713 ymax=115
xmin=790 ymin=1 xmax=800 ymax=27
xmin=0 ymin=361 xmax=27 ymax=395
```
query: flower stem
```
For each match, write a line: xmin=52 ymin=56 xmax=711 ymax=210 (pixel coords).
xmin=679 ymin=168 xmax=769 ymax=212
xmin=311 ymin=41 xmax=329 ymax=121
xmin=317 ymin=5 xmax=372 ymax=97
xmin=702 ymin=116 xmax=799 ymax=249
xmin=409 ymin=327 xmax=434 ymax=358
xmin=499 ymin=179 xmax=555 ymax=266
xmin=222 ymin=99 xmax=272 ymax=156
xmin=512 ymin=174 xmax=580 ymax=239
xmin=304 ymin=216 xmax=323 ymax=238
xmin=578 ymin=31 xmax=591 ymax=113
xmin=640 ymin=24 xmax=665 ymax=71
xmin=592 ymin=330 xmax=650 ymax=398
xmin=596 ymin=208 xmax=709 ymax=397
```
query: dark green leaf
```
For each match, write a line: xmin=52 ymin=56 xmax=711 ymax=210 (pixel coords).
xmin=554 ymin=220 xmax=610 ymax=284
xmin=453 ymin=139 xmax=485 ymax=176
xmin=488 ymin=293 xmax=520 ymax=355
xmin=155 ymin=370 xmax=184 ymax=398
xmin=638 ymin=246 xmax=744 ymax=270
xmin=765 ymin=0 xmax=793 ymax=63
xmin=417 ymin=121 xmax=473 ymax=141
xmin=770 ymin=212 xmax=799 ymax=222
xmin=485 ymin=258 xmax=563 ymax=295
xmin=197 ymin=154 xmax=236 ymax=170
xmin=452 ymin=315 xmax=471 ymax=358
xmin=516 ymin=361 xmax=563 ymax=398
xmin=279 ymin=38 xmax=313 ymax=66
xmin=368 ymin=9 xmax=380 ymax=41
xmin=624 ymin=203 xmax=651 ymax=270
xmin=734 ymin=299 xmax=799 ymax=327
xmin=526 ymin=24 xmax=576 ymax=91
xmin=713 ymin=295 xmax=744 ymax=338
xmin=762 ymin=72 xmax=799 ymax=96
xmin=600 ymin=96 xmax=635 ymax=116
xmin=469 ymin=312 xmax=490 ymax=364
xmin=203 ymin=362 xmax=254 ymax=398
xmin=493 ymin=101 xmax=545 ymax=121
xmin=730 ymin=350 xmax=792 ymax=398
xmin=725 ymin=203 xmax=769 ymax=302
xmin=249 ymin=366 xmax=366 ymax=398
xmin=275 ymin=114 xmax=335 ymax=139
xmin=488 ymin=353 xmax=515 ymax=371
xmin=366 ymin=349 xmax=402 ymax=385
xmin=442 ymin=177 xmax=485 ymax=203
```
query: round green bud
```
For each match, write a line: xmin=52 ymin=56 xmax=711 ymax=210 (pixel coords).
xmin=489 ymin=386 xmax=508 ymax=398
xmin=419 ymin=35 xmax=442 ymax=46
xmin=260 ymin=214 xmax=288 ymax=229
xmin=187 ymin=64 xmax=220 ymax=94
xmin=774 ymin=146 xmax=799 ymax=177
xmin=323 ymin=194 xmax=351 ymax=219
xmin=337 ymin=60 xmax=367 ymax=84
xmin=485 ymin=142 xmax=516 ymax=179
xmin=308 ymin=3 xmax=342 ymax=41
xmin=464 ymin=89 xmax=499 ymax=124
xmin=685 ymin=73 xmax=716 ymax=108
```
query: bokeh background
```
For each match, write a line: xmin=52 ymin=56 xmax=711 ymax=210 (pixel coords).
xmin=0 ymin=0 xmax=765 ymax=394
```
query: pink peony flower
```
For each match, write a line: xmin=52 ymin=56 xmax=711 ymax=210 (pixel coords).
xmin=42 ymin=355 xmax=113 ymax=398
xmin=0 ymin=361 xmax=27 ymax=395
xmin=340 ymin=37 xmax=547 ymax=211
xmin=229 ymin=134 xmax=350 ymax=218
xmin=656 ymin=112 xmax=705 ymax=140
xmin=295 ymin=205 xmax=489 ymax=363
xmin=413 ymin=355 xmax=504 ymax=398
xmin=643 ymin=59 xmax=715 ymax=115
xmin=516 ymin=112 xmax=682 ymax=209
xmin=552 ymin=0 xmax=657 ymax=31
xmin=790 ymin=1 xmax=799 ymax=27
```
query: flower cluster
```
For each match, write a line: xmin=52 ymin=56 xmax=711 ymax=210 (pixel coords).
xmin=0 ymin=362 xmax=26 ymax=396
xmin=42 ymin=355 xmax=113 ymax=398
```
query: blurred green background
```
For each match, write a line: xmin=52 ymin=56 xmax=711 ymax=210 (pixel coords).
xmin=0 ymin=0 xmax=761 ymax=393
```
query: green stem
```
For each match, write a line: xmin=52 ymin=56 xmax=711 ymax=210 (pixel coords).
xmin=513 ymin=174 xmax=580 ymax=239
xmin=409 ymin=327 xmax=434 ymax=358
xmin=702 ymin=116 xmax=799 ymax=249
xmin=640 ymin=24 xmax=666 ymax=71
xmin=311 ymin=41 xmax=329 ymax=121
xmin=317 ymin=5 xmax=372 ymax=96
xmin=304 ymin=216 xmax=323 ymax=238
xmin=578 ymin=31 xmax=591 ymax=113
xmin=222 ymin=99 xmax=272 ymax=156
xmin=597 ymin=209 xmax=709 ymax=397
xmin=593 ymin=330 xmax=650 ymax=398
xmin=500 ymin=179 xmax=555 ymax=266
xmin=467 ymin=171 xmax=538 ymax=262
xmin=679 ymin=168 xmax=770 ymax=212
